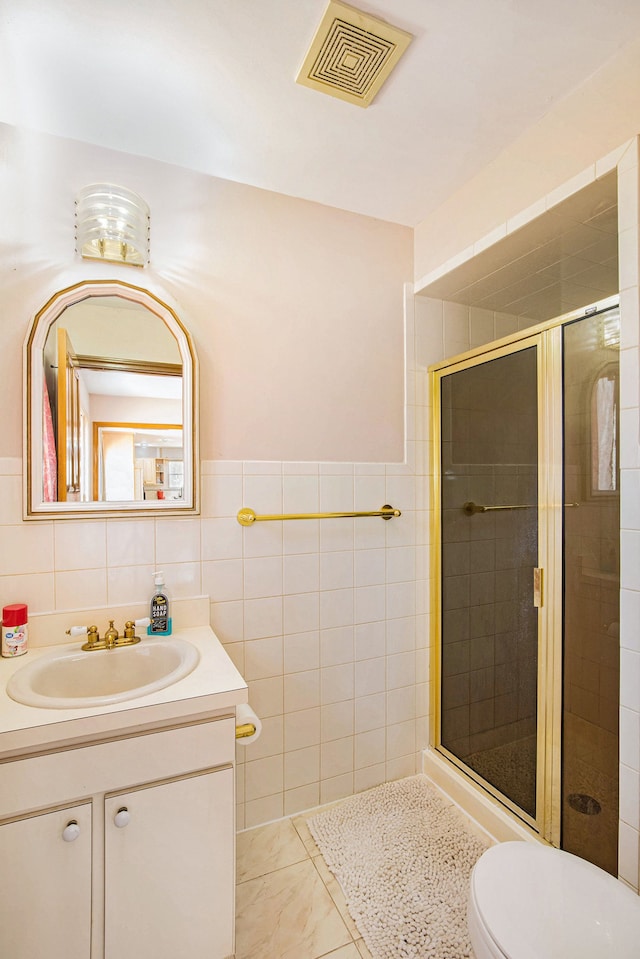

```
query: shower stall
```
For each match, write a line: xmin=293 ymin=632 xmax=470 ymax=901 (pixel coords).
xmin=431 ymin=298 xmax=620 ymax=874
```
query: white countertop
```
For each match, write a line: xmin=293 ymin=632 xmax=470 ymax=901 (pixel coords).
xmin=0 ymin=624 xmax=248 ymax=760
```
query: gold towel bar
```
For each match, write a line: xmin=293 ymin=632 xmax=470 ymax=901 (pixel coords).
xmin=463 ymin=501 xmax=579 ymax=515
xmin=237 ymin=504 xmax=401 ymax=526
xmin=236 ymin=722 xmax=257 ymax=739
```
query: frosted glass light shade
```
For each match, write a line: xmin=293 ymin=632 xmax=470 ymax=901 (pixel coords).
xmin=75 ymin=184 xmax=150 ymax=266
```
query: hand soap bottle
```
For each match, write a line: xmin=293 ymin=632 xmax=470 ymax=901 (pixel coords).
xmin=148 ymin=571 xmax=172 ymax=636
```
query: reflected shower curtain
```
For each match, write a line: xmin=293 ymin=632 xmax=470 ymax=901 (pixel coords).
xmin=42 ymin=375 xmax=57 ymax=502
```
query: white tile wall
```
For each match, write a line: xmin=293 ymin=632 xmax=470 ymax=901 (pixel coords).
xmin=0 ymin=458 xmax=425 ymax=834
xmin=617 ymin=137 xmax=640 ymax=891
xmin=230 ymin=460 xmax=422 ymax=824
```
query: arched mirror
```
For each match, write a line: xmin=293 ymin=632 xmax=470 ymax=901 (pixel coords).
xmin=25 ymin=280 xmax=198 ymax=518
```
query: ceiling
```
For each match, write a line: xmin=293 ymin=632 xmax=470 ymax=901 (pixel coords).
xmin=418 ymin=172 xmax=619 ymax=322
xmin=2 ymin=0 xmax=640 ymax=226
xmin=81 ymin=369 xmax=181 ymax=401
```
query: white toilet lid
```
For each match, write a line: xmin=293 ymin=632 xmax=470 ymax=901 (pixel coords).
xmin=470 ymin=841 xmax=640 ymax=959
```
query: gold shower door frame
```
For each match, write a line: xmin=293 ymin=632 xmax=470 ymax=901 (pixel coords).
xmin=429 ymin=322 xmax=567 ymax=846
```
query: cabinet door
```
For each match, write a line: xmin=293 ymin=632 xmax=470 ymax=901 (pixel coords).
xmin=104 ymin=766 xmax=234 ymax=959
xmin=0 ymin=803 xmax=92 ymax=959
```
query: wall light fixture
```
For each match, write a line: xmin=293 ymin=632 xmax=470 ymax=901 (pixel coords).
xmin=75 ymin=183 xmax=150 ymax=266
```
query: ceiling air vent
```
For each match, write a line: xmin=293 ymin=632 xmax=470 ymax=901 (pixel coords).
xmin=296 ymin=0 xmax=413 ymax=108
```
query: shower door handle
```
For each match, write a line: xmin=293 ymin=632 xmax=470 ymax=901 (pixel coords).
xmin=533 ymin=567 xmax=543 ymax=607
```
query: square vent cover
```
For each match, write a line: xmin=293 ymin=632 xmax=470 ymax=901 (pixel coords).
xmin=296 ymin=0 xmax=413 ymax=108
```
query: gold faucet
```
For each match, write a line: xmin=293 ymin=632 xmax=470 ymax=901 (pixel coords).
xmin=104 ymin=620 xmax=119 ymax=648
xmin=67 ymin=619 xmax=143 ymax=651
xmin=103 ymin=620 xmax=141 ymax=649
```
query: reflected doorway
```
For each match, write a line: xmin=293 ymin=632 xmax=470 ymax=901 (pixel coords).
xmin=93 ymin=423 xmax=184 ymax=502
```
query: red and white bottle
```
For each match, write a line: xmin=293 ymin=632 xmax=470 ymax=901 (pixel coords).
xmin=2 ymin=603 xmax=28 ymax=657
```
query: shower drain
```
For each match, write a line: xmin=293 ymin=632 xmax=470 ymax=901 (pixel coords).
xmin=568 ymin=793 xmax=601 ymax=815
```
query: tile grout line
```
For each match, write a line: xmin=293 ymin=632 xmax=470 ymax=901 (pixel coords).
xmin=235 ymin=851 xmax=310 ymax=886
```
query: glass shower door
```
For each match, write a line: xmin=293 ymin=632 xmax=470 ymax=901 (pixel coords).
xmin=438 ymin=343 xmax=540 ymax=822
xmin=562 ymin=307 xmax=620 ymax=874
xmin=434 ymin=302 xmax=621 ymax=861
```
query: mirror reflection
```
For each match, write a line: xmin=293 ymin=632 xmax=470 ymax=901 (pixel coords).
xmin=27 ymin=281 xmax=197 ymax=517
xmin=590 ymin=364 xmax=618 ymax=496
xmin=94 ymin=425 xmax=183 ymax=502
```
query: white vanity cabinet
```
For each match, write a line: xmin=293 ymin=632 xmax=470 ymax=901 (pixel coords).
xmin=104 ymin=766 xmax=234 ymax=959
xmin=0 ymin=716 xmax=236 ymax=959
xmin=0 ymin=802 xmax=92 ymax=959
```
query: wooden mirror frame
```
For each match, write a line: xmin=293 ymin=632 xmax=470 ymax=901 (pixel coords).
xmin=24 ymin=279 xmax=199 ymax=519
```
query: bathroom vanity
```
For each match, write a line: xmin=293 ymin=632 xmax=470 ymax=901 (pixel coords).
xmin=0 ymin=606 xmax=247 ymax=959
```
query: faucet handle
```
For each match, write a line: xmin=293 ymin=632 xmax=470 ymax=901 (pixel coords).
xmin=66 ymin=624 xmax=100 ymax=645
xmin=122 ymin=618 xmax=149 ymax=644
xmin=124 ymin=617 xmax=150 ymax=636
xmin=68 ymin=625 xmax=101 ymax=650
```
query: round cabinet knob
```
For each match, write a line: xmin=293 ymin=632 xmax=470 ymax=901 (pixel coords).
xmin=62 ymin=820 xmax=81 ymax=842
xmin=114 ymin=807 xmax=130 ymax=828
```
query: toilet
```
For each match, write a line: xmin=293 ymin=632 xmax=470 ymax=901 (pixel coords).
xmin=468 ymin=840 xmax=640 ymax=959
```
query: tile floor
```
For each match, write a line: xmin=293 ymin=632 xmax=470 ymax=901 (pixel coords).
xmin=235 ymin=811 xmax=373 ymax=959
xmin=235 ymin=786 xmax=493 ymax=959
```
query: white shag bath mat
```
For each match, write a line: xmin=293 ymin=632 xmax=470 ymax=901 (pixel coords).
xmin=307 ymin=775 xmax=490 ymax=959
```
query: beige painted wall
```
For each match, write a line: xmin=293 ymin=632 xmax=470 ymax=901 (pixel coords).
xmin=0 ymin=124 xmax=412 ymax=464
xmin=89 ymin=395 xmax=182 ymax=424
xmin=414 ymin=34 xmax=640 ymax=281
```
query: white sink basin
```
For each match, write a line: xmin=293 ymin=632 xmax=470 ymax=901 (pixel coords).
xmin=6 ymin=638 xmax=200 ymax=709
